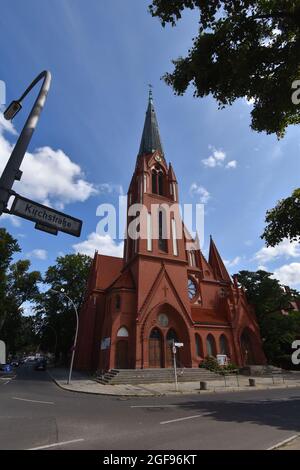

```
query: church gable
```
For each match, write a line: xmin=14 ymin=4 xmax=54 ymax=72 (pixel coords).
xmin=138 ymin=264 xmax=192 ymax=326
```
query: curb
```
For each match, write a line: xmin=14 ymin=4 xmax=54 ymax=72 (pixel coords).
xmin=47 ymin=371 xmax=300 ymax=398
xmin=47 ymin=371 xmax=160 ymax=397
xmin=268 ymin=434 xmax=299 ymax=450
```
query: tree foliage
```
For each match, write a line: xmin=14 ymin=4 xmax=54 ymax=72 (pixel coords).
xmin=236 ymin=269 xmax=300 ymax=366
xmin=35 ymin=254 xmax=92 ymax=362
xmin=149 ymin=0 xmax=300 ymax=136
xmin=261 ymin=188 xmax=300 ymax=246
xmin=0 ymin=228 xmax=41 ymax=354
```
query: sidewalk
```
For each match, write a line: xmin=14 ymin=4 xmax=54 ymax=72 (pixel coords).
xmin=48 ymin=368 xmax=300 ymax=397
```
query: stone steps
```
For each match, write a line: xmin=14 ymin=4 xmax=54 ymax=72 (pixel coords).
xmin=96 ymin=368 xmax=221 ymax=385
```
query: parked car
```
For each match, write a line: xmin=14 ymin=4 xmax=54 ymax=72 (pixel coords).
xmin=10 ymin=359 xmax=20 ymax=367
xmin=34 ymin=358 xmax=47 ymax=371
xmin=0 ymin=363 xmax=13 ymax=373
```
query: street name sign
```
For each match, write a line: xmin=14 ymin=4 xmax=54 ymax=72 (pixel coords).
xmin=174 ymin=342 xmax=184 ymax=348
xmin=10 ymin=195 xmax=82 ymax=237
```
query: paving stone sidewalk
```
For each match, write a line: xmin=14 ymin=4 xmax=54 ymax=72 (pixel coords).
xmin=48 ymin=368 xmax=300 ymax=397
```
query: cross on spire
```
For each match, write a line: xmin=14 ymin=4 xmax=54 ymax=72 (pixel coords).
xmin=148 ymin=83 xmax=153 ymax=102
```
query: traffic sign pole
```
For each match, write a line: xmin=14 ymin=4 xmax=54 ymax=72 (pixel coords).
xmin=173 ymin=340 xmax=178 ymax=392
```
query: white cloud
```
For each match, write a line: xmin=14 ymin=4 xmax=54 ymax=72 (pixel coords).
xmin=98 ymin=183 xmax=124 ymax=195
xmin=0 ymin=117 xmax=97 ymax=209
xmin=257 ymin=265 xmax=268 ymax=271
xmin=226 ymin=160 xmax=237 ymax=169
xmin=272 ymin=263 xmax=300 ymax=287
xmin=73 ymin=232 xmax=124 ymax=258
xmin=224 ymin=256 xmax=241 ymax=268
xmin=202 ymin=147 xmax=236 ymax=170
xmin=254 ymin=239 xmax=300 ymax=264
xmin=27 ymin=249 xmax=48 ymax=260
xmin=0 ymin=212 xmax=21 ymax=227
xmin=189 ymin=183 xmax=210 ymax=203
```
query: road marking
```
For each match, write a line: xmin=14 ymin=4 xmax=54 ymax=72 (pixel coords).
xmin=131 ymin=404 xmax=191 ymax=408
xmin=267 ymin=434 xmax=299 ymax=450
xmin=28 ymin=438 xmax=85 ymax=450
xmin=160 ymin=414 xmax=209 ymax=425
xmin=12 ymin=397 xmax=54 ymax=405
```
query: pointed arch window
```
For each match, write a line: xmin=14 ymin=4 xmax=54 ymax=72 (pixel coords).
xmin=206 ymin=334 xmax=217 ymax=357
xmin=195 ymin=334 xmax=203 ymax=357
xmin=117 ymin=327 xmax=129 ymax=337
xmin=158 ymin=210 xmax=168 ymax=252
xmin=158 ymin=172 xmax=164 ymax=195
xmin=152 ymin=166 xmax=164 ymax=196
xmin=152 ymin=170 xmax=158 ymax=194
xmin=220 ymin=334 xmax=230 ymax=356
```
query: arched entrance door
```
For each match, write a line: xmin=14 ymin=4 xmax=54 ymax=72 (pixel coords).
xmin=241 ymin=329 xmax=256 ymax=365
xmin=166 ymin=329 xmax=179 ymax=367
xmin=149 ymin=328 xmax=163 ymax=368
xmin=115 ymin=340 xmax=129 ymax=369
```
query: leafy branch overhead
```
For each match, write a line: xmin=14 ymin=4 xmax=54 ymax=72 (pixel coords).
xmin=149 ymin=0 xmax=300 ymax=137
xmin=261 ymin=188 xmax=300 ymax=246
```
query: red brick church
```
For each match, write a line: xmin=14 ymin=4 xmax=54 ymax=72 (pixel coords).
xmin=75 ymin=93 xmax=266 ymax=372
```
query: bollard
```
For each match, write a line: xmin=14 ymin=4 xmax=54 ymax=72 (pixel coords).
xmin=200 ymin=381 xmax=208 ymax=390
xmin=249 ymin=378 xmax=256 ymax=387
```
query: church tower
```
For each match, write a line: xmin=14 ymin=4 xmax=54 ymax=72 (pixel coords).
xmin=74 ymin=92 xmax=266 ymax=372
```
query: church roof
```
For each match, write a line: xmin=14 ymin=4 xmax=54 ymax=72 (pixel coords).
xmin=208 ymin=236 xmax=232 ymax=283
xmin=138 ymin=90 xmax=164 ymax=157
xmin=110 ymin=268 xmax=135 ymax=290
xmin=95 ymin=254 xmax=123 ymax=290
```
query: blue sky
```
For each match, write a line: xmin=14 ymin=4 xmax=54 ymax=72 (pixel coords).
xmin=0 ymin=0 xmax=300 ymax=291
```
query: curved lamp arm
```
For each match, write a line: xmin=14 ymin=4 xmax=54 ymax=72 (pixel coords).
xmin=0 ymin=70 xmax=51 ymax=214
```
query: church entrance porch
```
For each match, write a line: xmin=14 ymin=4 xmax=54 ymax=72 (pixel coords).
xmin=142 ymin=304 xmax=192 ymax=369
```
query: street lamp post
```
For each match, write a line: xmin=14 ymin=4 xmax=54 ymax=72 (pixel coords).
xmin=0 ymin=70 xmax=51 ymax=215
xmin=50 ymin=288 xmax=79 ymax=385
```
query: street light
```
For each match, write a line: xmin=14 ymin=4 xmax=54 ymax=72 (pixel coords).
xmin=50 ymin=288 xmax=79 ymax=385
xmin=0 ymin=70 xmax=51 ymax=215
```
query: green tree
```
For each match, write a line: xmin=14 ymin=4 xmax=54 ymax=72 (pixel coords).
xmin=0 ymin=228 xmax=20 ymax=327
xmin=236 ymin=270 xmax=300 ymax=366
xmin=261 ymin=188 xmax=300 ymax=246
xmin=0 ymin=228 xmax=41 ymax=354
xmin=35 ymin=254 xmax=92 ymax=362
xmin=149 ymin=0 xmax=300 ymax=137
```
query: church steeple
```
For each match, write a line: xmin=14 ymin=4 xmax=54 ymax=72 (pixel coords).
xmin=138 ymin=88 xmax=164 ymax=157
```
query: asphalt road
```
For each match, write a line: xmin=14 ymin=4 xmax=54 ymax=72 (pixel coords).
xmin=0 ymin=363 xmax=299 ymax=450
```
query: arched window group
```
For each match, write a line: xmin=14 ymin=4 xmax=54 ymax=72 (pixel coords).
xmin=202 ymin=334 xmax=230 ymax=358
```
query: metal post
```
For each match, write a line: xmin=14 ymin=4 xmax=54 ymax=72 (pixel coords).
xmin=173 ymin=340 xmax=178 ymax=392
xmin=0 ymin=71 xmax=51 ymax=215
xmin=49 ymin=289 xmax=79 ymax=384
xmin=67 ymin=296 xmax=79 ymax=385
